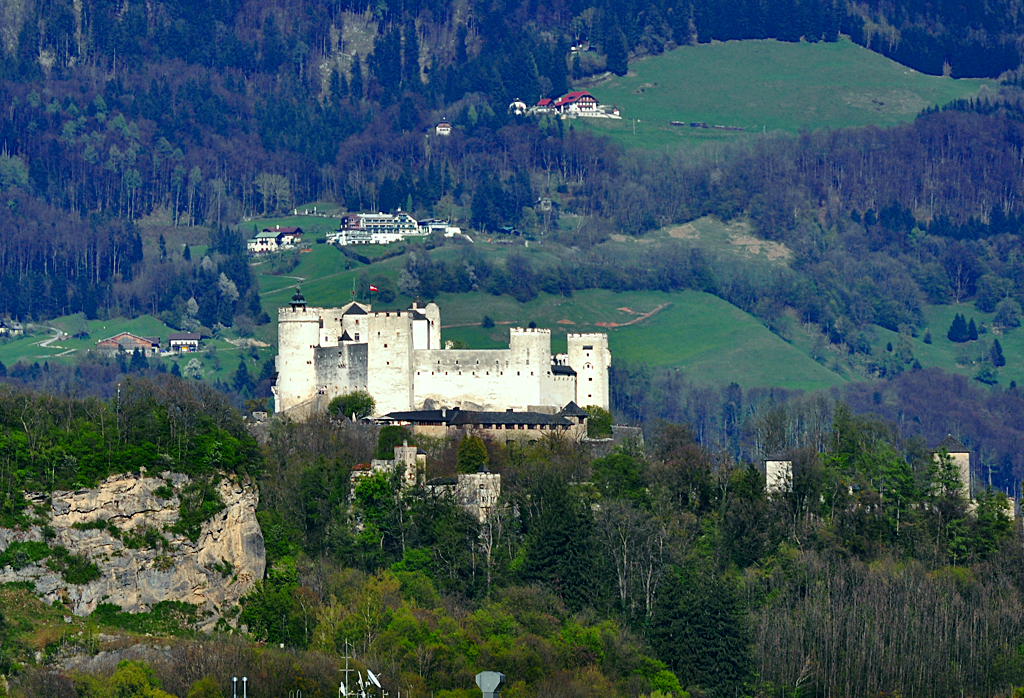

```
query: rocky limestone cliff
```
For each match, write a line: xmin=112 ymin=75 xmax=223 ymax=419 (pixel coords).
xmin=0 ymin=472 xmax=265 ymax=630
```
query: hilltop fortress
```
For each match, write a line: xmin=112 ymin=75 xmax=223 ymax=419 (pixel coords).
xmin=273 ymin=290 xmax=611 ymax=417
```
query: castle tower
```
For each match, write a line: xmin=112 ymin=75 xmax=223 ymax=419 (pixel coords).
xmin=273 ymin=289 xmax=321 ymax=413
xmin=567 ymin=333 xmax=610 ymax=410
xmin=509 ymin=328 xmax=552 ymax=407
xmin=424 ymin=302 xmax=441 ymax=349
xmin=933 ymin=434 xmax=972 ymax=499
xmin=366 ymin=309 xmax=416 ymax=415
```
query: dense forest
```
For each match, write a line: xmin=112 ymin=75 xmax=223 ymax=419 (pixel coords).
xmin=0 ymin=0 xmax=1023 ymax=335
xmin=0 ymin=378 xmax=1021 ymax=697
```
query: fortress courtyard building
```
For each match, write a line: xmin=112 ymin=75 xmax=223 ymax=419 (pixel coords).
xmin=273 ymin=290 xmax=611 ymax=417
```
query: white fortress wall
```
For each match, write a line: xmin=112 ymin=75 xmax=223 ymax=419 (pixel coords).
xmin=412 ymin=348 xmax=534 ymax=410
xmin=541 ymin=370 xmax=578 ymax=408
xmin=313 ymin=342 xmax=368 ymax=398
xmin=273 ymin=299 xmax=611 ymax=418
xmin=423 ymin=302 xmax=441 ymax=348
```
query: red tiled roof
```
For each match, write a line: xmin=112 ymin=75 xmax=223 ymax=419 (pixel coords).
xmin=537 ymin=98 xmax=552 ymax=106
xmin=553 ymin=91 xmax=597 ymax=108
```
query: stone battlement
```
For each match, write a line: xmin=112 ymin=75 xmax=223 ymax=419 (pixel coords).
xmin=274 ymin=302 xmax=610 ymax=416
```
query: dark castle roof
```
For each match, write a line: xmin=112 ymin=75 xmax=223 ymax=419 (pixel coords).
xmin=340 ymin=330 xmax=353 ymax=342
xmin=379 ymin=405 xmax=580 ymax=428
xmin=343 ymin=303 xmax=367 ymax=315
xmin=449 ymin=410 xmax=571 ymax=427
xmin=559 ymin=401 xmax=588 ymax=417
xmin=934 ymin=434 xmax=969 ymax=453
xmin=551 ymin=364 xmax=577 ymax=376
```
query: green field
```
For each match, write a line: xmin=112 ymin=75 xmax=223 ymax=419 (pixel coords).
xmin=0 ymin=314 xmax=274 ymax=387
xmin=249 ymin=233 xmax=847 ymax=391
xmin=580 ymin=39 xmax=993 ymax=149
xmin=440 ymin=290 xmax=847 ymax=391
xmin=886 ymin=304 xmax=1024 ymax=387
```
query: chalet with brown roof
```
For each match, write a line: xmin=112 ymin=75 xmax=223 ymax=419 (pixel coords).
xmin=96 ymin=333 xmax=160 ymax=355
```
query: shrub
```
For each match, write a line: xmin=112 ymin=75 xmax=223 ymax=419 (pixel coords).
xmin=170 ymin=478 xmax=226 ymax=542
xmin=328 ymin=390 xmax=376 ymax=420
xmin=585 ymin=406 xmax=613 ymax=438
xmin=376 ymin=426 xmax=413 ymax=459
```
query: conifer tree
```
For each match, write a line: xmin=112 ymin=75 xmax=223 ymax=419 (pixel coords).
xmin=456 ymin=434 xmax=488 ymax=473
xmin=968 ymin=317 xmax=979 ymax=340
xmin=233 ymin=358 xmax=252 ymax=394
xmin=403 ymin=18 xmax=420 ymax=87
xmin=947 ymin=313 xmax=967 ymax=342
xmin=991 ymin=338 xmax=1006 ymax=367
xmin=350 ymin=54 xmax=364 ymax=101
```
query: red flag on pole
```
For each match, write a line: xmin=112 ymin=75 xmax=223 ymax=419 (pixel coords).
xmin=370 ymin=285 xmax=379 ymax=292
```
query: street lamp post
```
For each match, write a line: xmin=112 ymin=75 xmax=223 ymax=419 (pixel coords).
xmin=232 ymin=677 xmax=238 ymax=698
xmin=242 ymin=676 xmax=248 ymax=698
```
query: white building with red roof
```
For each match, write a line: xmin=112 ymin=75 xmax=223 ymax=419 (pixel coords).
xmin=534 ymin=92 xmax=620 ymax=119
xmin=552 ymin=91 xmax=600 ymax=114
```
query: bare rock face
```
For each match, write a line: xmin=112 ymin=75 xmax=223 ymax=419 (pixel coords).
xmin=0 ymin=472 xmax=265 ymax=630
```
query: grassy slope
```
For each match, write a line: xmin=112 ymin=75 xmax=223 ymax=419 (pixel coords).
xmin=884 ymin=305 xmax=1024 ymax=387
xmin=0 ymin=314 xmax=275 ymax=387
xmin=442 ymin=289 xmax=845 ymax=391
xmin=580 ymin=39 xmax=993 ymax=149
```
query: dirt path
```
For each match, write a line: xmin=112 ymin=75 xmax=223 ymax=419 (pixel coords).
xmin=596 ymin=303 xmax=670 ymax=328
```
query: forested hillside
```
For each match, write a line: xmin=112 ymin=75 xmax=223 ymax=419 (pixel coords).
xmin=1 ymin=380 xmax=1021 ymax=698
xmin=0 ymin=0 xmax=1023 ymax=329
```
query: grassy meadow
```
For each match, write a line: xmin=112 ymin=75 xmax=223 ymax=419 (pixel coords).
xmin=580 ymin=39 xmax=994 ymax=149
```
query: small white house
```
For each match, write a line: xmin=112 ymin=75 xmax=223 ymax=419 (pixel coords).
xmin=169 ymin=332 xmax=202 ymax=353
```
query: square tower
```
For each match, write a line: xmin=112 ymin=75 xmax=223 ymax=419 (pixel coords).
xmin=567 ymin=333 xmax=610 ymax=410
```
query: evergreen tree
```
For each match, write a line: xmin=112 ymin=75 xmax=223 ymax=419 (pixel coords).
xmin=522 ymin=476 xmax=594 ymax=611
xmin=991 ymin=338 xmax=1006 ymax=366
xmin=129 ymin=348 xmax=149 ymax=372
xmin=350 ymin=54 xmax=364 ymax=101
xmin=605 ymin=22 xmax=629 ymax=76
xmin=968 ymin=317 xmax=979 ymax=340
xmin=233 ymin=358 xmax=252 ymax=394
xmin=550 ymin=38 xmax=569 ymax=97
xmin=650 ymin=567 xmax=754 ymax=698
xmin=456 ymin=434 xmax=489 ymax=473
xmin=183 ymin=244 xmax=192 ymax=261
xmin=170 ymin=362 xmax=181 ymax=377
xmin=403 ymin=17 xmax=420 ymax=87
xmin=948 ymin=313 xmax=967 ymax=342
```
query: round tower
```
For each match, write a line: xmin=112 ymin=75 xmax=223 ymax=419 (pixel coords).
xmin=274 ymin=289 xmax=321 ymax=413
